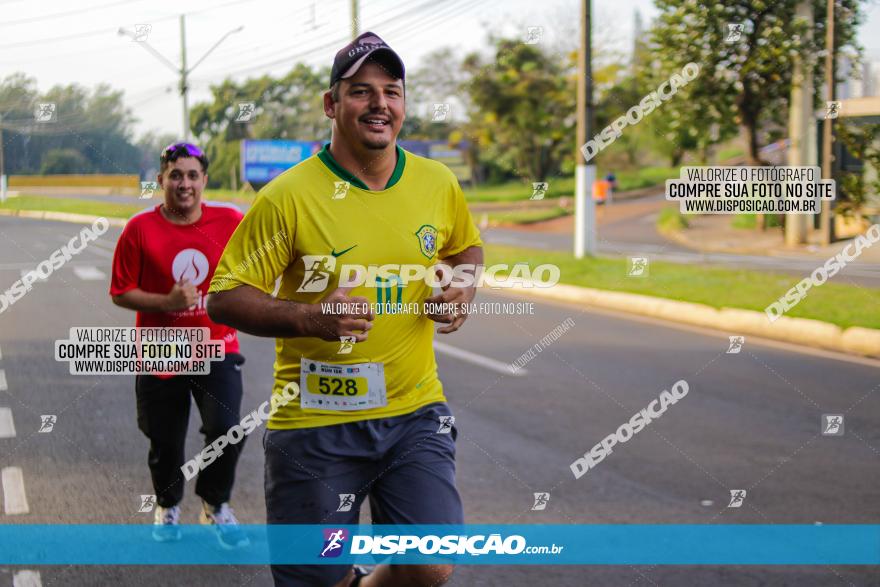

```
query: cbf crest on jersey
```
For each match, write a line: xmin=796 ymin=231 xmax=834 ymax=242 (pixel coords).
xmin=415 ymin=224 xmax=438 ymax=259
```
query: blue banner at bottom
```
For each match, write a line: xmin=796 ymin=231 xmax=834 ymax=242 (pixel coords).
xmin=0 ymin=525 xmax=877 ymax=565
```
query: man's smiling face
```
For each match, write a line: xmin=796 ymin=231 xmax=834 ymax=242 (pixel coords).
xmin=326 ymin=60 xmax=405 ymax=151
xmin=158 ymin=157 xmax=207 ymax=214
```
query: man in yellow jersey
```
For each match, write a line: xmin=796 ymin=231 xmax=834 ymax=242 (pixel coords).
xmin=207 ymin=32 xmax=483 ymax=587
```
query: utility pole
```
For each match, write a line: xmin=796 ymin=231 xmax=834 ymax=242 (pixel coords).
xmin=0 ymin=114 xmax=6 ymax=203
xmin=119 ymin=19 xmax=243 ymax=141
xmin=785 ymin=0 xmax=813 ymax=246
xmin=820 ymin=0 xmax=835 ymax=245
xmin=180 ymin=15 xmax=190 ymax=142
xmin=351 ymin=0 xmax=359 ymax=39
xmin=574 ymin=0 xmax=597 ymax=258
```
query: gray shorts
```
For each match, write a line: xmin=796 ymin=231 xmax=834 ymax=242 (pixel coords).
xmin=263 ymin=402 xmax=463 ymax=587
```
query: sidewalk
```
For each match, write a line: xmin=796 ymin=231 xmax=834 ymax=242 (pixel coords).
xmin=665 ymin=213 xmax=880 ymax=265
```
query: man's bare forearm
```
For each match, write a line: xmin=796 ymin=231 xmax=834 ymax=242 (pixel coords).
xmin=442 ymin=245 xmax=483 ymax=274
xmin=112 ymin=288 xmax=171 ymax=313
xmin=206 ymin=286 xmax=317 ymax=338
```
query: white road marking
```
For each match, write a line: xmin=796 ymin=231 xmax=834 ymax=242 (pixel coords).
xmin=90 ymin=238 xmax=117 ymax=252
xmin=72 ymin=266 xmax=106 ymax=280
xmin=0 ymin=407 xmax=15 ymax=438
xmin=2 ymin=466 xmax=30 ymax=515
xmin=433 ymin=341 xmax=527 ymax=376
xmin=0 ymin=369 xmax=6 ymax=391
xmin=84 ymin=246 xmax=114 ymax=260
xmin=13 ymin=570 xmax=43 ymax=587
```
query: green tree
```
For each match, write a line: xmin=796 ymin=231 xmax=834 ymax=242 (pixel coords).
xmin=40 ymin=149 xmax=91 ymax=174
xmin=650 ymin=0 xmax=863 ymax=164
xmin=0 ymin=74 xmax=140 ymax=175
xmin=836 ymin=121 xmax=880 ymax=214
xmin=191 ymin=64 xmax=331 ymax=188
xmin=462 ymin=37 xmax=575 ymax=182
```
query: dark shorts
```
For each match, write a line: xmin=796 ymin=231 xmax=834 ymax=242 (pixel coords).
xmin=263 ymin=402 xmax=463 ymax=587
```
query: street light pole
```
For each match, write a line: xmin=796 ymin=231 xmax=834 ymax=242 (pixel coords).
xmin=820 ymin=0 xmax=835 ymax=245
xmin=180 ymin=15 xmax=190 ymax=142
xmin=0 ymin=114 xmax=6 ymax=203
xmin=119 ymin=18 xmax=243 ymax=141
xmin=574 ymin=0 xmax=597 ymax=258
xmin=351 ymin=0 xmax=359 ymax=40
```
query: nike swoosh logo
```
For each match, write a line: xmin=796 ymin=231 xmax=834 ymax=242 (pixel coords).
xmin=331 ymin=245 xmax=358 ymax=258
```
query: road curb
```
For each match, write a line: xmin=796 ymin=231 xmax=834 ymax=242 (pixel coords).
xmin=500 ymin=281 xmax=880 ymax=359
xmin=0 ymin=208 xmax=127 ymax=227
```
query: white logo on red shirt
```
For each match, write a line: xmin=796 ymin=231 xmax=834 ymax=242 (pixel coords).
xmin=172 ymin=249 xmax=209 ymax=286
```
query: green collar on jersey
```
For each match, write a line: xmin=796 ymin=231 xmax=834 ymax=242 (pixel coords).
xmin=317 ymin=143 xmax=405 ymax=191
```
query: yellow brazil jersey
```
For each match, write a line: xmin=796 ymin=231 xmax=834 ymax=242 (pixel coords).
xmin=208 ymin=144 xmax=482 ymax=429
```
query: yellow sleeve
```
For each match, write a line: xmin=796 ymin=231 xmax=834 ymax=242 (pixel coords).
xmin=439 ymin=180 xmax=482 ymax=258
xmin=209 ymin=193 xmax=294 ymax=294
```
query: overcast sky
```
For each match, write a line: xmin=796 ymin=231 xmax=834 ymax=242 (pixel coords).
xmin=3 ymin=0 xmax=880 ymax=139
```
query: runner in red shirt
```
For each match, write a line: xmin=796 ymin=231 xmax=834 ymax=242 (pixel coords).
xmin=110 ymin=142 xmax=249 ymax=548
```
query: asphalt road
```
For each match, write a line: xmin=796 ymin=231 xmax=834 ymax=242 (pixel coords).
xmin=0 ymin=216 xmax=878 ymax=586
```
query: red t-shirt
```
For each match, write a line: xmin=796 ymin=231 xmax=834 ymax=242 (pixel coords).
xmin=110 ymin=202 xmax=244 ymax=358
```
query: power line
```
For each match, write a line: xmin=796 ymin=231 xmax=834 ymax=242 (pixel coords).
xmin=0 ymin=0 xmax=149 ymax=26
xmin=0 ymin=26 xmax=123 ymax=50
xmin=191 ymin=0 xmax=459 ymax=82
xmin=187 ymin=0 xmax=401 ymax=80
xmin=0 ymin=0 xmax=258 ymax=50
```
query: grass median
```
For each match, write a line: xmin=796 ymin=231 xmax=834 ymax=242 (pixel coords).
xmin=485 ymin=244 xmax=880 ymax=330
xmin=463 ymin=167 xmax=679 ymax=202
xmin=1 ymin=195 xmax=144 ymax=218
xmin=486 ymin=207 xmax=571 ymax=226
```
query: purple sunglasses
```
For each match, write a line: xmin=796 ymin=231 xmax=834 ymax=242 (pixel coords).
xmin=161 ymin=142 xmax=205 ymax=161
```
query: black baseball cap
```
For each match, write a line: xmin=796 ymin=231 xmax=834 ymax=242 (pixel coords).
xmin=329 ymin=31 xmax=405 ymax=88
